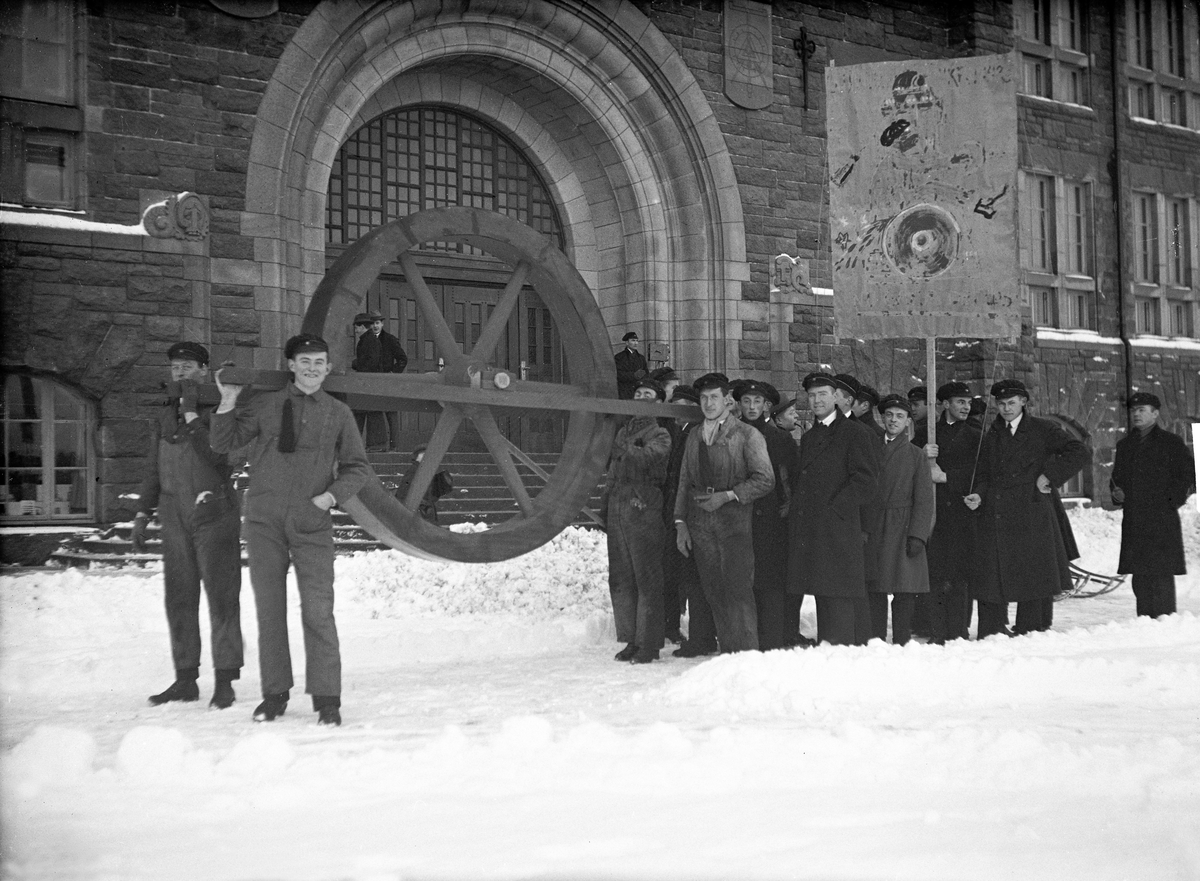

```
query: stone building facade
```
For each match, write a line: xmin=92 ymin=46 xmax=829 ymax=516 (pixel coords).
xmin=1 ymin=0 xmax=1197 ymax=524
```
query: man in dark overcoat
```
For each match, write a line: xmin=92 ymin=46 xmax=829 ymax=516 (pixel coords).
xmin=786 ymin=372 xmax=879 ymax=645
xmin=352 ymin=311 xmax=408 ymax=451
xmin=738 ymin=379 xmax=797 ymax=650
xmin=1111 ymin=391 xmax=1195 ymax=618
xmin=605 ymin=378 xmax=672 ymax=663
xmin=614 ymin=331 xmax=649 ymax=399
xmin=964 ymin=379 xmax=1088 ymax=638
xmin=918 ymin=381 xmax=983 ymax=643
xmin=835 ymin=373 xmax=881 ymax=645
xmin=851 ymin=385 xmax=885 ymax=440
xmin=136 ymin=342 xmax=244 ymax=710
xmin=674 ymin=373 xmax=774 ymax=653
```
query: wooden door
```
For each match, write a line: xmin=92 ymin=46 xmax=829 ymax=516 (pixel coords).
xmin=364 ymin=275 xmax=565 ymax=452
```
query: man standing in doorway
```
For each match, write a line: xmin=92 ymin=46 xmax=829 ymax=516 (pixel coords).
xmin=137 ymin=342 xmax=243 ymax=710
xmin=212 ymin=334 xmax=371 ymax=726
xmin=1111 ymin=391 xmax=1195 ymax=618
xmin=352 ymin=311 xmax=408 ymax=451
xmin=614 ymin=331 xmax=649 ymax=400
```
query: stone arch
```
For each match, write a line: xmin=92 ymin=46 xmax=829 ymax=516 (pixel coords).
xmin=244 ymin=0 xmax=746 ymax=372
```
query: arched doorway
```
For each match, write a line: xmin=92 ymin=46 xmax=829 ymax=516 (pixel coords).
xmin=326 ymin=105 xmax=568 ymax=452
xmin=242 ymin=0 xmax=746 ymax=390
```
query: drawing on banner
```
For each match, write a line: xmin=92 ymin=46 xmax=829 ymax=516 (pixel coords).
xmin=826 ymin=55 xmax=1020 ymax=340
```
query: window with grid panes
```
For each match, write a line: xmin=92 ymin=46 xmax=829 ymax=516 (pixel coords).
xmin=1 ymin=374 xmax=93 ymax=521
xmin=326 ymin=106 xmax=562 ymax=251
xmin=1015 ymin=0 xmax=1090 ymax=104
xmin=1133 ymin=192 xmax=1200 ymax=338
xmin=1135 ymin=192 xmax=1159 ymax=283
xmin=1127 ymin=0 xmax=1200 ymax=130
xmin=1022 ymin=172 xmax=1097 ymax=329
xmin=0 ymin=0 xmax=83 ymax=209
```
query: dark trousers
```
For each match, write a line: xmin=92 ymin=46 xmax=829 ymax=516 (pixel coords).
xmin=1132 ymin=573 xmax=1177 ymax=618
xmin=689 ymin=509 xmax=758 ymax=652
xmin=854 ymin=592 xmax=873 ymax=646
xmin=662 ymin=528 xmax=697 ymax=637
xmin=1015 ymin=597 xmax=1054 ymax=634
xmin=607 ymin=501 xmax=665 ymax=652
xmin=868 ymin=593 xmax=917 ymax=645
xmin=355 ymin=410 xmax=400 ymax=450
xmin=159 ymin=494 xmax=243 ymax=677
xmin=815 ymin=596 xmax=859 ymax=646
xmin=245 ymin=508 xmax=341 ymax=697
xmin=977 ymin=601 xmax=1009 ymax=639
xmin=928 ymin=579 xmax=971 ymax=644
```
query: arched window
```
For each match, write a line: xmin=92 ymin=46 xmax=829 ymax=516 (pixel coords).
xmin=326 ymin=105 xmax=563 ymax=250
xmin=1 ymin=374 xmax=94 ymax=521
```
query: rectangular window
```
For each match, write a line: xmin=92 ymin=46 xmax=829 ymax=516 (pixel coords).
xmin=0 ymin=0 xmax=74 ymax=104
xmin=1166 ymin=0 xmax=1186 ymax=77
xmin=1065 ymin=182 xmax=1091 ymax=275
xmin=1017 ymin=0 xmax=1090 ymax=104
xmin=1031 ymin=285 xmax=1056 ymax=325
xmin=526 ymin=307 xmax=538 ymax=365
xmin=1163 ymin=88 xmax=1187 ymax=125
xmin=1132 ymin=81 xmax=1156 ymax=119
xmin=1167 ymin=198 xmax=1191 ymax=286
xmin=1030 ymin=174 xmax=1057 ymax=272
xmin=1022 ymin=172 xmax=1097 ymax=330
xmin=21 ymin=132 xmax=72 ymax=207
xmin=1137 ymin=296 xmax=1161 ymax=334
xmin=1168 ymin=299 xmax=1193 ymax=336
xmin=1135 ymin=192 xmax=1159 ymax=283
xmin=1133 ymin=0 xmax=1154 ymax=69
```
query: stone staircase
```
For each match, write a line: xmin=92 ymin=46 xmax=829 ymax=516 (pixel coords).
xmin=48 ymin=450 xmax=605 ymax=567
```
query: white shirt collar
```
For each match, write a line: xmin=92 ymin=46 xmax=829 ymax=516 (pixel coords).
xmin=820 ymin=410 xmax=838 ymax=427
xmin=1006 ymin=412 xmax=1023 ymax=433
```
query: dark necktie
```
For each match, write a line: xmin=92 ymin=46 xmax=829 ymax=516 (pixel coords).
xmin=278 ymin=398 xmax=297 ymax=453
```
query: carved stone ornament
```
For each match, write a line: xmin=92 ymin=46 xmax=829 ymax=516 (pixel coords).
xmin=142 ymin=192 xmax=210 ymax=241
xmin=769 ymin=254 xmax=812 ymax=297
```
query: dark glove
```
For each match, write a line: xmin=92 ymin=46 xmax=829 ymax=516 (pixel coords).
xmin=130 ymin=513 xmax=150 ymax=553
xmin=905 ymin=536 xmax=925 ymax=558
xmin=178 ymin=379 xmax=198 ymax=417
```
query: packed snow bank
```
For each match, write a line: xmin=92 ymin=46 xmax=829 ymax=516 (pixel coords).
xmin=3 ymin=508 xmax=1199 ymax=881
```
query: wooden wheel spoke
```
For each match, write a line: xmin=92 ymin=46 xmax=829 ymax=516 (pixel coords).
xmin=470 ymin=260 xmax=529 ymax=362
xmin=403 ymin=405 xmax=464 ymax=511
xmin=398 ymin=251 xmax=463 ymax=366
xmin=468 ymin=406 xmax=535 ymax=517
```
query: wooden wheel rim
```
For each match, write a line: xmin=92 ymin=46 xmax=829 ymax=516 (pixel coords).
xmin=302 ymin=207 xmax=615 ymax=563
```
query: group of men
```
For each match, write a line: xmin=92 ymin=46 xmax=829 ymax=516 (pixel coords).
xmin=132 ymin=327 xmax=1193 ymax=716
xmin=603 ymin=350 xmax=1194 ymax=662
xmin=135 ymin=335 xmax=369 ymax=725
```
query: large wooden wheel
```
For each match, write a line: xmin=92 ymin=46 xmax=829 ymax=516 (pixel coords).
xmin=304 ymin=207 xmax=617 ymax=563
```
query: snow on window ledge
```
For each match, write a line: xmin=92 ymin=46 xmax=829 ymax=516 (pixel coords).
xmin=1036 ymin=328 xmax=1123 ymax=345
xmin=0 ymin=207 xmax=146 ymax=236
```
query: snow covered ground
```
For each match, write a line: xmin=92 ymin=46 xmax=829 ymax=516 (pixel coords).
xmin=3 ymin=508 xmax=1199 ymax=881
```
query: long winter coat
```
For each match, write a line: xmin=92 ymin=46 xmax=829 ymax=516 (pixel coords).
xmin=918 ymin=414 xmax=983 ymax=585
xmin=973 ymin=413 xmax=1089 ymax=603
xmin=1112 ymin=424 xmax=1195 ymax=575
xmin=872 ymin=437 xmax=935 ymax=594
xmin=614 ymin=347 xmax=649 ymax=399
xmin=786 ymin=410 xmax=879 ymax=599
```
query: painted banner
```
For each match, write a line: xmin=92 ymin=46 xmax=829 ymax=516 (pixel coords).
xmin=826 ymin=54 xmax=1020 ymax=339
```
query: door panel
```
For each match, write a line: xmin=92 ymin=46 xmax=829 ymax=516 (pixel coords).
xmin=362 ymin=271 xmax=564 ymax=453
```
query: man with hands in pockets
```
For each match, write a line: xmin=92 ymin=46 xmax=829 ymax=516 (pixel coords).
xmin=211 ymin=334 xmax=370 ymax=727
